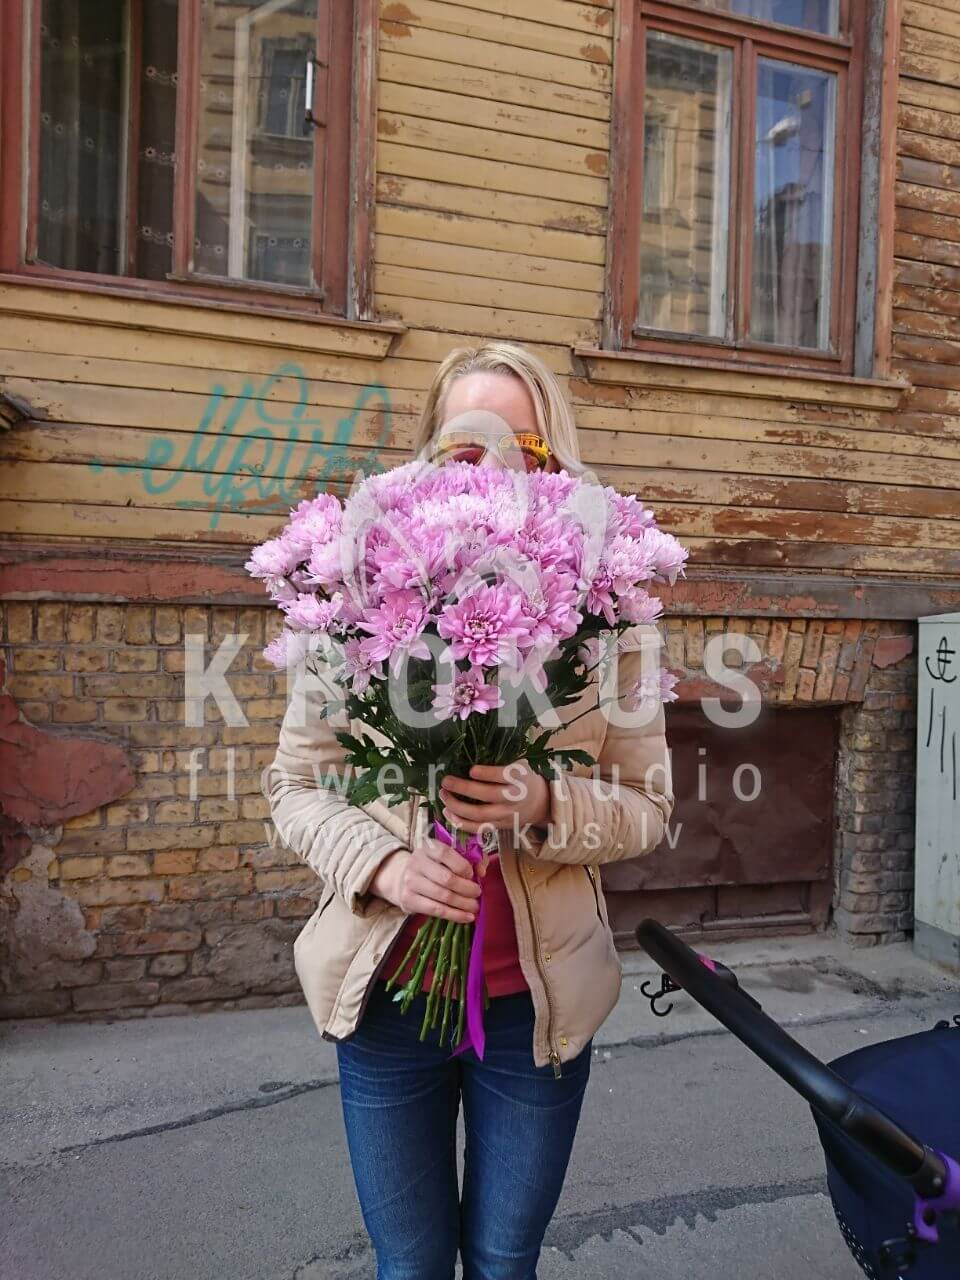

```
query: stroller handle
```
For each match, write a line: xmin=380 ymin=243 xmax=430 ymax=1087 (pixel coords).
xmin=635 ymin=919 xmax=950 ymax=1201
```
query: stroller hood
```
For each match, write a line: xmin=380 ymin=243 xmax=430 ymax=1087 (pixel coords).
xmin=813 ymin=1024 xmax=960 ymax=1278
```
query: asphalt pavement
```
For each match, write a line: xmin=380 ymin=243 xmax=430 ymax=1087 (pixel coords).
xmin=3 ymin=932 xmax=960 ymax=1280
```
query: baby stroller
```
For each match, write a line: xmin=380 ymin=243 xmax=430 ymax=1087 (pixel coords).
xmin=635 ymin=919 xmax=960 ymax=1278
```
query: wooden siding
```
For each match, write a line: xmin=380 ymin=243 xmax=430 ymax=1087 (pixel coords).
xmin=0 ymin=0 xmax=957 ymax=585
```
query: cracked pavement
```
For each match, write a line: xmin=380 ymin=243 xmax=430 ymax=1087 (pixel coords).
xmin=2 ymin=934 xmax=959 ymax=1279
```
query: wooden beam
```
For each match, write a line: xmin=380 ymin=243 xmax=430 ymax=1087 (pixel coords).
xmin=3 ymin=541 xmax=960 ymax=617
xmin=574 ymin=345 xmax=909 ymax=409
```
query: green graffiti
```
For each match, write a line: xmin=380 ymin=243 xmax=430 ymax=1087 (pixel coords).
xmin=89 ymin=363 xmax=393 ymax=529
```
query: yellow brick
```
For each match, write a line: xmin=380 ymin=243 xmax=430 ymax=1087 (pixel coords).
xmin=796 ymin=668 xmax=817 ymax=702
xmin=63 ymin=810 xmax=103 ymax=830
xmin=61 ymin=856 xmax=106 ymax=880
xmin=154 ymin=800 xmax=197 ymax=824
xmin=217 ymin=820 xmax=268 ymax=844
xmin=210 ymin=747 xmax=250 ymax=771
xmin=229 ymin=675 xmax=274 ymax=697
xmin=52 ymin=700 xmax=98 ymax=724
xmin=210 ymin=609 xmax=239 ymax=642
xmin=82 ymin=674 xmax=174 ymax=697
xmin=125 ymin=606 xmax=153 ymax=645
xmin=69 ymin=879 xmax=165 ymax=906
xmin=5 ymin=602 xmax=34 ymax=643
xmin=103 ymin=698 xmax=149 ymax=722
xmin=14 ymin=648 xmax=60 ymax=672
xmin=66 ymin=605 xmax=96 ymax=644
xmin=238 ymin=608 xmax=265 ymax=644
xmin=37 ymin=603 xmax=65 ymax=642
xmin=113 ymin=649 xmax=158 ymax=672
xmin=108 ymin=855 xmax=152 ymax=877
xmin=20 ymin=701 xmax=51 ymax=722
xmin=154 ymin=607 xmax=182 ymax=646
xmin=182 ymin=607 xmax=209 ymax=640
xmin=222 ymin=725 xmax=282 ymax=746
xmin=167 ymin=870 xmax=254 ymax=900
xmin=198 ymin=798 xmax=240 ymax=822
xmin=96 ymin=606 xmax=124 ymax=643
xmin=154 ymin=850 xmax=198 ymax=875
xmin=7 ymin=675 xmax=73 ymax=699
xmin=128 ymin=825 xmax=214 ymax=851
xmin=65 ymin=649 xmax=109 ymax=672
xmin=138 ymin=777 xmax=176 ymax=799
xmin=106 ymin=802 xmax=150 ymax=826
xmin=255 ymin=868 xmax=316 ymax=893
xmin=197 ymin=848 xmax=240 ymax=872
xmin=244 ymin=697 xmax=288 ymax=719
xmin=240 ymin=796 xmax=269 ymax=820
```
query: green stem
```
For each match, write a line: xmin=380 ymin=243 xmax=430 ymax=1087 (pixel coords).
xmin=399 ymin=916 xmax=441 ymax=1014
xmin=422 ymin=920 xmax=455 ymax=1038
xmin=454 ymin=920 xmax=470 ymax=1049
xmin=439 ymin=945 xmax=456 ymax=1045
xmin=383 ymin=918 xmax=431 ymax=992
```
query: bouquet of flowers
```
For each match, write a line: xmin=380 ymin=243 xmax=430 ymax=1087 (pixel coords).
xmin=247 ymin=458 xmax=687 ymax=1056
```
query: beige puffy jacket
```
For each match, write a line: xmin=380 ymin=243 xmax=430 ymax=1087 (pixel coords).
xmin=263 ymin=624 xmax=674 ymax=1076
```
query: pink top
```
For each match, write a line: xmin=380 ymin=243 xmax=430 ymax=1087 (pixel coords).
xmin=378 ymin=853 xmax=529 ymax=997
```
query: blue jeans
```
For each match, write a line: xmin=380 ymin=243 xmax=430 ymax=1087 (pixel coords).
xmin=335 ymin=980 xmax=592 ymax=1280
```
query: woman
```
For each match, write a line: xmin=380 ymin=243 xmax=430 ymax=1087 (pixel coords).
xmin=264 ymin=341 xmax=674 ymax=1279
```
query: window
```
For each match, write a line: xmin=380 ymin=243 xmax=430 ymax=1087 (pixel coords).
xmin=610 ymin=0 xmax=865 ymax=371
xmin=0 ymin=0 xmax=374 ymax=316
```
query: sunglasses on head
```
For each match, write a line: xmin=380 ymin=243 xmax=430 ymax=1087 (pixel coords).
xmin=433 ymin=431 xmax=552 ymax=473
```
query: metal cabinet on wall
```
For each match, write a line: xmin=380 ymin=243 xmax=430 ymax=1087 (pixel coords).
xmin=915 ymin=611 xmax=960 ymax=974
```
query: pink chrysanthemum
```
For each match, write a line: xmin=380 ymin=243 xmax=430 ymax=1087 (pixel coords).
xmin=357 ymin=589 xmax=432 ymax=674
xmin=339 ymin=637 xmax=384 ymax=694
xmin=283 ymin=494 xmax=342 ymax=559
xmin=642 ymin=526 xmax=690 ymax=586
xmin=280 ymin=592 xmax=343 ymax=632
xmin=521 ymin=570 xmax=582 ymax=648
xmin=261 ymin=628 xmax=314 ymax=670
xmin=628 ymin=668 xmax=680 ymax=709
xmin=433 ymin=667 xmax=504 ymax=721
xmin=618 ymin=589 xmax=665 ymax=625
xmin=437 ymin=583 xmax=527 ymax=667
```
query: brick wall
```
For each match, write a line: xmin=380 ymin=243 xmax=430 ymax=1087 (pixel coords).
xmin=0 ymin=601 xmax=918 ymax=1019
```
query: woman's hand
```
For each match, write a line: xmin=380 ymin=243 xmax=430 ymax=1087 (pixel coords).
xmin=369 ymin=840 xmax=482 ymax=923
xmin=439 ymin=760 xmax=550 ymax=835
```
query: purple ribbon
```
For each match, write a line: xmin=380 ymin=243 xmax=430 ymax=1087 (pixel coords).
xmin=433 ymin=819 xmax=488 ymax=1061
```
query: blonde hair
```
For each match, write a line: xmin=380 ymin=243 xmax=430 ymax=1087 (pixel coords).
xmin=412 ymin=341 xmax=583 ymax=474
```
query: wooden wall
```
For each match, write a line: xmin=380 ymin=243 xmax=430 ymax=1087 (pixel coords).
xmin=0 ymin=0 xmax=958 ymax=585
xmin=895 ymin=0 xmax=960 ymax=563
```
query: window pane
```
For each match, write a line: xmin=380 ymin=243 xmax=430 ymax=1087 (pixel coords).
xmin=751 ymin=59 xmax=837 ymax=351
xmin=690 ymin=0 xmax=838 ymax=37
xmin=135 ymin=0 xmax=179 ymax=280
xmin=638 ymin=33 xmax=732 ymax=340
xmin=37 ymin=0 xmax=128 ymax=274
xmin=194 ymin=0 xmax=318 ymax=288
xmin=35 ymin=0 xmax=178 ymax=280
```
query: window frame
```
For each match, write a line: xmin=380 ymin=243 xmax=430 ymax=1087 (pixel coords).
xmin=0 ymin=0 xmax=378 ymax=320
xmin=607 ymin=0 xmax=867 ymax=374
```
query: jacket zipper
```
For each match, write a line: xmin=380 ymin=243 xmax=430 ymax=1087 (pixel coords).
xmin=585 ymin=864 xmax=603 ymax=924
xmin=327 ymin=796 xmax=423 ymax=1040
xmin=517 ymin=856 xmax=563 ymax=1078
xmin=350 ymin=911 xmax=409 ymax=1030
